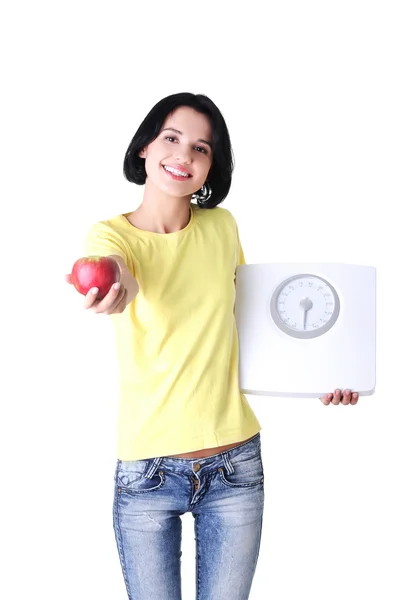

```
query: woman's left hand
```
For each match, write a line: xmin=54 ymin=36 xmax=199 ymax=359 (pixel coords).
xmin=320 ymin=389 xmax=359 ymax=405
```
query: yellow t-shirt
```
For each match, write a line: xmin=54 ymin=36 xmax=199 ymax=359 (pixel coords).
xmin=85 ymin=202 xmax=261 ymax=460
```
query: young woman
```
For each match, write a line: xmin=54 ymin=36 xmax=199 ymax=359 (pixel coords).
xmin=66 ymin=92 xmax=359 ymax=600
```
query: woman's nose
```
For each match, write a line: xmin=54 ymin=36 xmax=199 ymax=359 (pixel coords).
xmin=173 ymin=146 xmax=192 ymax=163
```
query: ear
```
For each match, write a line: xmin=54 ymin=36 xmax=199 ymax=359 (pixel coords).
xmin=138 ymin=147 xmax=147 ymax=159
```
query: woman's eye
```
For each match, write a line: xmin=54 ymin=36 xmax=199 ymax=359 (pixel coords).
xmin=164 ymin=137 xmax=208 ymax=155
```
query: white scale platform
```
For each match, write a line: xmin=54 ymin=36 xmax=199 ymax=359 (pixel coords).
xmin=235 ymin=263 xmax=376 ymax=397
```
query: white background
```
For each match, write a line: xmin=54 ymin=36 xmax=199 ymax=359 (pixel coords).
xmin=1 ymin=1 xmax=399 ymax=599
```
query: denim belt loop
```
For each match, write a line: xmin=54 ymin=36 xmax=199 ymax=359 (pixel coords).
xmin=222 ymin=452 xmax=235 ymax=475
xmin=145 ymin=457 xmax=163 ymax=478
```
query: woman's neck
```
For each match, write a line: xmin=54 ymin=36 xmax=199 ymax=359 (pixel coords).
xmin=128 ymin=186 xmax=192 ymax=234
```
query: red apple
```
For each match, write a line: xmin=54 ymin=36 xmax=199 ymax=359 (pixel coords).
xmin=71 ymin=256 xmax=120 ymax=300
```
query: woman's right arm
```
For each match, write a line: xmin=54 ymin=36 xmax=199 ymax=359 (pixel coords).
xmin=65 ymin=255 xmax=139 ymax=315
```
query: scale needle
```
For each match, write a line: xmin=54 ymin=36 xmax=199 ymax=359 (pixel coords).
xmin=299 ymin=297 xmax=313 ymax=330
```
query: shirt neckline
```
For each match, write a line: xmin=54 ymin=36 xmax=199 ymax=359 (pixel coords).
xmin=120 ymin=203 xmax=196 ymax=238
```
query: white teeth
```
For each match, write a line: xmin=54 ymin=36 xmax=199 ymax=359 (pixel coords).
xmin=163 ymin=165 xmax=189 ymax=177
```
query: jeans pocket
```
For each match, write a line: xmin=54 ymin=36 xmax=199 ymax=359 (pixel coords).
xmin=115 ymin=459 xmax=150 ymax=488
xmin=115 ymin=459 xmax=166 ymax=494
xmin=218 ymin=451 xmax=264 ymax=489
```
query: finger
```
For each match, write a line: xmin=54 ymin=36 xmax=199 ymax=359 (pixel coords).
xmin=341 ymin=389 xmax=352 ymax=405
xmin=103 ymin=286 xmax=128 ymax=315
xmin=83 ymin=287 xmax=101 ymax=310
xmin=332 ymin=389 xmax=341 ymax=405
xmin=350 ymin=392 xmax=359 ymax=405
xmin=89 ymin=282 xmax=122 ymax=313
xmin=320 ymin=394 xmax=332 ymax=405
xmin=65 ymin=274 xmax=73 ymax=284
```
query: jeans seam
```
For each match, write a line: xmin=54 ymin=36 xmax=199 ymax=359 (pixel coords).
xmin=195 ymin=515 xmax=201 ymax=600
xmin=113 ymin=485 xmax=133 ymax=600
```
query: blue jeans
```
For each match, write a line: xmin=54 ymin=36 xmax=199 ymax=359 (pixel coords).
xmin=113 ymin=433 xmax=264 ymax=600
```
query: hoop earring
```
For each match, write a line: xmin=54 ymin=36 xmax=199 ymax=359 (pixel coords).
xmin=192 ymin=181 xmax=212 ymax=204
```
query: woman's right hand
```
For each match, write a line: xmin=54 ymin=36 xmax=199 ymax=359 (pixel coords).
xmin=64 ymin=274 xmax=128 ymax=315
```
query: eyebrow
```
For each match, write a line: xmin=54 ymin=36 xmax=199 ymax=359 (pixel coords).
xmin=160 ymin=127 xmax=212 ymax=149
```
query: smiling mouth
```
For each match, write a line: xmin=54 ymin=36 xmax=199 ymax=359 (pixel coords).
xmin=163 ymin=165 xmax=192 ymax=178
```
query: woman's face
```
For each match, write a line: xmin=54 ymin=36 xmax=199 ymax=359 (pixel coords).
xmin=139 ymin=106 xmax=213 ymax=199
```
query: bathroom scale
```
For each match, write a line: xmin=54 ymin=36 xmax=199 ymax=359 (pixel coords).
xmin=235 ymin=263 xmax=376 ymax=397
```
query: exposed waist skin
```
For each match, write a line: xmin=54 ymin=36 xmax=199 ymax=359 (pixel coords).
xmin=167 ymin=434 xmax=258 ymax=459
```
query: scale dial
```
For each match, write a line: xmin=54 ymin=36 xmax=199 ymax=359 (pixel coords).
xmin=270 ymin=274 xmax=340 ymax=339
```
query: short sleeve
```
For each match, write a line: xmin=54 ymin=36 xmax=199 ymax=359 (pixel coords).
xmin=235 ymin=223 xmax=246 ymax=266
xmin=85 ymin=222 xmax=128 ymax=263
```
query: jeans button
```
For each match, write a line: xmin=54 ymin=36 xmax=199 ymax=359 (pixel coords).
xmin=193 ymin=463 xmax=201 ymax=472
